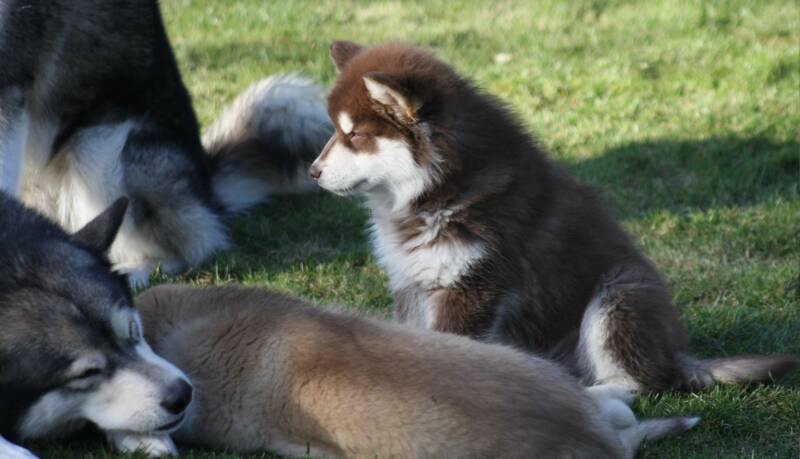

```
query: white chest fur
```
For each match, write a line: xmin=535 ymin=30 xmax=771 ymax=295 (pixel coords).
xmin=20 ymin=120 xmax=134 ymax=231
xmin=369 ymin=207 xmax=484 ymax=328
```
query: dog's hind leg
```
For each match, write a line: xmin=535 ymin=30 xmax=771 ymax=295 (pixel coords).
xmin=0 ymin=435 xmax=38 ymax=459
xmin=0 ymin=87 xmax=26 ymax=196
xmin=577 ymin=265 xmax=687 ymax=395
xmin=120 ymin=134 xmax=230 ymax=279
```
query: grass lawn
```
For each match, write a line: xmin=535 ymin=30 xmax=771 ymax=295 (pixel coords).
xmin=29 ymin=0 xmax=799 ymax=457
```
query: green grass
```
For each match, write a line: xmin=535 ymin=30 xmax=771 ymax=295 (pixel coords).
xmin=29 ymin=0 xmax=799 ymax=457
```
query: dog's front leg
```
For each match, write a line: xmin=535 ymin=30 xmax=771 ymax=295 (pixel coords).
xmin=106 ymin=431 xmax=178 ymax=457
xmin=0 ymin=87 xmax=26 ymax=196
xmin=0 ymin=435 xmax=38 ymax=459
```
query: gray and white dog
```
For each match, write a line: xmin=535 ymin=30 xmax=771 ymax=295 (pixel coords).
xmin=0 ymin=0 xmax=331 ymax=286
xmin=0 ymin=192 xmax=193 ymax=458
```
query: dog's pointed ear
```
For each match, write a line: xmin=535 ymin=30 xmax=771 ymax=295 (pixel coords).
xmin=72 ymin=197 xmax=129 ymax=254
xmin=363 ymin=72 xmax=423 ymax=123
xmin=330 ymin=40 xmax=364 ymax=71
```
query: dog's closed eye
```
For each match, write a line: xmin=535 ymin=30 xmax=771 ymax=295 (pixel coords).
xmin=65 ymin=358 xmax=107 ymax=390
xmin=75 ymin=367 xmax=103 ymax=379
xmin=349 ymin=133 xmax=368 ymax=148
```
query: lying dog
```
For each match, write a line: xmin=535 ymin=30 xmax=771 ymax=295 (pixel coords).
xmin=309 ymin=41 xmax=799 ymax=394
xmin=0 ymin=0 xmax=331 ymax=286
xmin=0 ymin=193 xmax=191 ymax=458
xmin=136 ymin=284 xmax=698 ymax=459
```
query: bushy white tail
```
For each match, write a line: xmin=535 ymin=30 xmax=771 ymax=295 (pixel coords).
xmin=203 ymin=74 xmax=333 ymax=213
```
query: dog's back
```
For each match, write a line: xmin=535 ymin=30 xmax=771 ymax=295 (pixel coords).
xmin=137 ymin=285 xmax=696 ymax=458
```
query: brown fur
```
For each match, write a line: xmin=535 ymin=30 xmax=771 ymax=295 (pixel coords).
xmin=313 ymin=41 xmax=799 ymax=392
xmin=136 ymin=285 xmax=697 ymax=459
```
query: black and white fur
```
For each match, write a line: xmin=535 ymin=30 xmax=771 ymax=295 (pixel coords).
xmin=0 ymin=0 xmax=331 ymax=286
xmin=0 ymin=193 xmax=192 ymax=458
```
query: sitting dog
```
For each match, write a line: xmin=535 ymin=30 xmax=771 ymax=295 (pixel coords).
xmin=0 ymin=0 xmax=331 ymax=286
xmin=308 ymin=40 xmax=799 ymax=394
xmin=0 ymin=193 xmax=192 ymax=458
xmin=136 ymin=284 xmax=698 ymax=459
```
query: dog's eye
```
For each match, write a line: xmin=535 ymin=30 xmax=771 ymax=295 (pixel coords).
xmin=66 ymin=366 xmax=104 ymax=391
xmin=76 ymin=368 xmax=103 ymax=379
xmin=350 ymin=133 xmax=367 ymax=145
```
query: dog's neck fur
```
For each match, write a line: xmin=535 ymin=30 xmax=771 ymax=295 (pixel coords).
xmin=364 ymin=96 xmax=544 ymax=248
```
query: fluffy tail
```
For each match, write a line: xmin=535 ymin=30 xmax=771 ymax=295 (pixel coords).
xmin=203 ymin=74 xmax=333 ymax=213
xmin=679 ymin=354 xmax=800 ymax=391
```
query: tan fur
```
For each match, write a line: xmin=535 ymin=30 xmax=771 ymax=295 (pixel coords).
xmin=136 ymin=285 xmax=697 ymax=459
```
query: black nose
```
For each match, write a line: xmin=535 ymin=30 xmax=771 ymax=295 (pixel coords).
xmin=161 ymin=379 xmax=193 ymax=415
xmin=309 ymin=164 xmax=322 ymax=180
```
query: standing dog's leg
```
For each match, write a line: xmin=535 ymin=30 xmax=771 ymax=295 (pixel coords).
xmin=0 ymin=88 xmax=26 ymax=196
xmin=0 ymin=435 xmax=38 ymax=459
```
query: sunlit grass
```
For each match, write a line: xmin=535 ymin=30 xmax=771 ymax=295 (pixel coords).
xmin=31 ymin=0 xmax=799 ymax=457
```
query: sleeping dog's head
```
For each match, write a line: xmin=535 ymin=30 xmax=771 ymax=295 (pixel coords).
xmin=0 ymin=195 xmax=191 ymax=441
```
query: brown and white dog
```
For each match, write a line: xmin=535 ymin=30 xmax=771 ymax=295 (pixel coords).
xmin=309 ymin=41 xmax=799 ymax=394
xmin=136 ymin=284 xmax=699 ymax=459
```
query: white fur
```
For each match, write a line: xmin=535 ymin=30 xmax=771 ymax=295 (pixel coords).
xmin=21 ymin=121 xmax=132 ymax=231
xmin=212 ymin=173 xmax=271 ymax=214
xmin=578 ymin=295 xmax=640 ymax=392
xmin=20 ymin=334 xmax=190 ymax=440
xmin=203 ymin=74 xmax=328 ymax=152
xmin=203 ymin=74 xmax=331 ymax=212
xmin=80 ymin=355 xmax=183 ymax=432
xmin=338 ymin=112 xmax=353 ymax=135
xmin=592 ymin=392 xmax=637 ymax=429
xmin=314 ymin=136 xmax=437 ymax=212
xmin=0 ymin=436 xmax=38 ymax=459
xmin=18 ymin=391 xmax=85 ymax=439
xmin=106 ymin=432 xmax=177 ymax=457
xmin=109 ymin=195 xmax=228 ymax=288
xmin=0 ymin=109 xmax=26 ymax=196
xmin=371 ymin=209 xmax=485 ymax=291
xmin=18 ymin=119 xmax=228 ymax=287
xmin=17 ymin=120 xmax=172 ymax=286
xmin=363 ymin=77 xmax=415 ymax=113
xmin=312 ymin=131 xmax=479 ymax=329
xmin=370 ymin=206 xmax=485 ymax=329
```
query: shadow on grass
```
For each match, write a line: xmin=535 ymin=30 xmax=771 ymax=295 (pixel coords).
xmin=171 ymin=192 xmax=371 ymax=282
xmin=181 ymin=135 xmax=800 ymax=281
xmin=567 ymin=136 xmax=799 ymax=219
xmin=686 ymin=305 xmax=800 ymax=362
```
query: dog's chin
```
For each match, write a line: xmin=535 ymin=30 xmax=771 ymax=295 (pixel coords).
xmin=107 ymin=414 xmax=185 ymax=435
xmin=320 ymin=179 xmax=369 ymax=196
xmin=97 ymin=413 xmax=186 ymax=436
xmin=328 ymin=187 xmax=354 ymax=197
xmin=153 ymin=413 xmax=185 ymax=433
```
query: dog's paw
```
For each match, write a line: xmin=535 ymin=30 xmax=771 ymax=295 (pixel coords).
xmin=106 ymin=431 xmax=177 ymax=457
xmin=0 ymin=437 xmax=39 ymax=459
